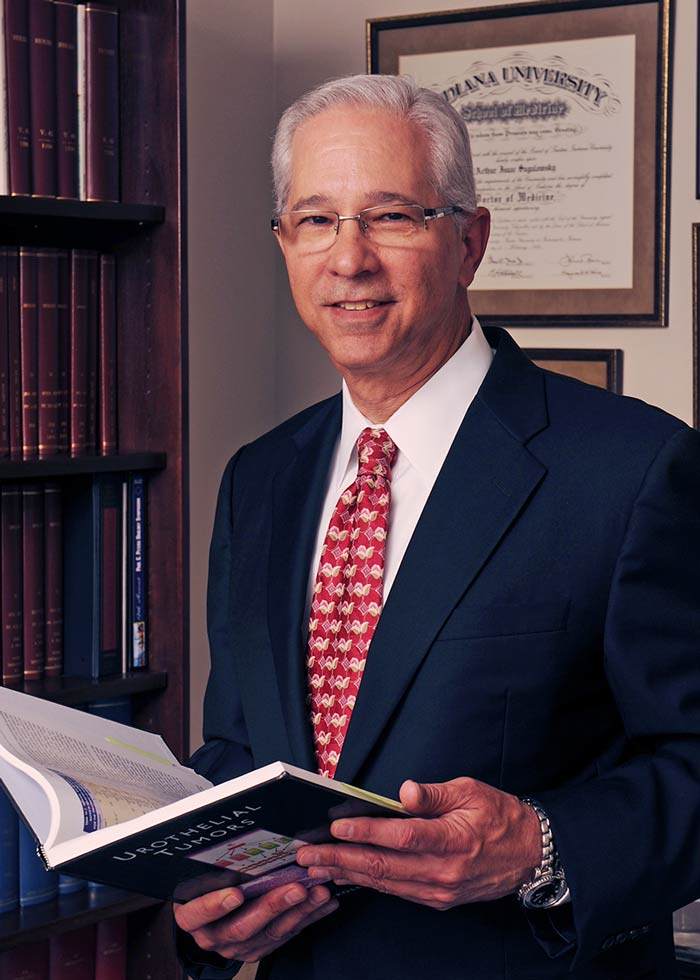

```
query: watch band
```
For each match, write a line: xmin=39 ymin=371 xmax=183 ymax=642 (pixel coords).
xmin=517 ymin=797 xmax=570 ymax=910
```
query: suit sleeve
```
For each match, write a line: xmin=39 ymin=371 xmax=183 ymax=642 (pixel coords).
xmin=536 ymin=425 xmax=700 ymax=967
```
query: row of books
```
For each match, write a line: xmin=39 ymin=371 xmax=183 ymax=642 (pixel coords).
xmin=0 ymin=918 xmax=127 ymax=979
xmin=0 ymin=246 xmax=117 ymax=460
xmin=1 ymin=473 xmax=146 ymax=684
xmin=1 ymin=0 xmax=119 ymax=201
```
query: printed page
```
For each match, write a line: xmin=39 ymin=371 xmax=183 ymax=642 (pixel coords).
xmin=0 ymin=687 xmax=211 ymax=850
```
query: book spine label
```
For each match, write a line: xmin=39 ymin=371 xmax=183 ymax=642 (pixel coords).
xmin=85 ymin=3 xmax=118 ymax=201
xmin=54 ymin=0 xmax=78 ymax=199
xmin=22 ymin=481 xmax=44 ymax=679
xmin=7 ymin=249 xmax=22 ymax=458
xmin=27 ymin=0 xmax=56 ymax=197
xmin=86 ymin=250 xmax=98 ymax=452
xmin=99 ymin=253 xmax=116 ymax=454
xmin=44 ymin=481 xmax=62 ymax=675
xmin=70 ymin=249 xmax=89 ymax=456
xmin=56 ymin=249 xmax=70 ymax=452
xmin=4 ymin=0 xmax=31 ymax=196
xmin=19 ymin=246 xmax=37 ymax=459
xmin=1 ymin=484 xmax=22 ymax=682
xmin=130 ymin=474 xmax=146 ymax=668
xmin=0 ymin=250 xmax=10 ymax=456
xmin=37 ymin=248 xmax=60 ymax=457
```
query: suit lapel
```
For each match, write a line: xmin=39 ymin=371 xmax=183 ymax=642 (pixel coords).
xmin=267 ymin=396 xmax=341 ymax=770
xmin=335 ymin=330 xmax=549 ymax=783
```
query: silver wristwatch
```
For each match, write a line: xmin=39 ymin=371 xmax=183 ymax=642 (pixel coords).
xmin=517 ymin=798 xmax=570 ymax=910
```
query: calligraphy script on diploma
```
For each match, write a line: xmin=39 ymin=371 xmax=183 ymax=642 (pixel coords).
xmin=400 ymin=35 xmax=635 ymax=291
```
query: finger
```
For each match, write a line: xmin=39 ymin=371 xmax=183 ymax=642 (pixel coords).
xmin=211 ymin=882 xmax=313 ymax=946
xmin=173 ymin=887 xmax=244 ymax=932
xmin=325 ymin=812 xmax=460 ymax=854
xmin=399 ymin=777 xmax=476 ymax=816
xmin=302 ymin=842 xmax=449 ymax=883
xmin=304 ymin=865 xmax=456 ymax=909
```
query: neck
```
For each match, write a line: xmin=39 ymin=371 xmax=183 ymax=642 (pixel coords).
xmin=344 ymin=319 xmax=472 ymax=424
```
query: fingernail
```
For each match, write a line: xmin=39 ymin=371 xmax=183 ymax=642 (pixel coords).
xmin=309 ymin=888 xmax=330 ymax=906
xmin=285 ymin=888 xmax=306 ymax=906
xmin=308 ymin=867 xmax=331 ymax=879
xmin=223 ymin=892 xmax=242 ymax=911
xmin=332 ymin=820 xmax=352 ymax=839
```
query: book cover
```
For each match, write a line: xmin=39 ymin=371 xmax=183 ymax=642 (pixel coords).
xmin=27 ymin=0 xmax=56 ymax=198
xmin=19 ymin=246 xmax=37 ymax=459
xmin=0 ymin=3 xmax=10 ymax=196
xmin=21 ymin=482 xmax=43 ymax=681
xmin=63 ymin=474 xmax=121 ymax=678
xmin=37 ymin=248 xmax=60 ymax=457
xmin=18 ymin=819 xmax=56 ymax=906
xmin=86 ymin=250 xmax=98 ymax=453
xmin=0 ymin=687 xmax=404 ymax=904
xmin=128 ymin=474 xmax=146 ymax=669
xmin=56 ymin=248 xmax=70 ymax=453
xmin=4 ymin=0 xmax=31 ymax=196
xmin=98 ymin=253 xmax=116 ymax=455
xmin=0 ymin=786 xmax=18 ymax=913
xmin=87 ymin=697 xmax=132 ymax=725
xmin=6 ymin=248 xmax=21 ymax=459
xmin=0 ymin=941 xmax=50 ymax=978
xmin=0 ymin=484 xmax=22 ymax=683
xmin=0 ymin=249 xmax=10 ymax=456
xmin=54 ymin=0 xmax=78 ymax=200
xmin=85 ymin=3 xmax=118 ymax=202
xmin=49 ymin=925 xmax=96 ymax=980
xmin=69 ymin=249 xmax=90 ymax=456
xmin=95 ymin=916 xmax=126 ymax=980
xmin=43 ymin=481 xmax=62 ymax=676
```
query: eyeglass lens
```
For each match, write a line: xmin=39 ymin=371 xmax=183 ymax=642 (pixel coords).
xmin=277 ymin=204 xmax=428 ymax=251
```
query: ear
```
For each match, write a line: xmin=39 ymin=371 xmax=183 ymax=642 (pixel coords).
xmin=458 ymin=207 xmax=491 ymax=290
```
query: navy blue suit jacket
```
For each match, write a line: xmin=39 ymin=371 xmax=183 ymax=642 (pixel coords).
xmin=185 ymin=328 xmax=700 ymax=979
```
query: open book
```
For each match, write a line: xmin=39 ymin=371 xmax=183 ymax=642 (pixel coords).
xmin=0 ymin=687 xmax=404 ymax=903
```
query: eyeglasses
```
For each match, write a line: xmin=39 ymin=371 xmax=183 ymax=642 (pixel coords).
xmin=271 ymin=204 xmax=464 ymax=253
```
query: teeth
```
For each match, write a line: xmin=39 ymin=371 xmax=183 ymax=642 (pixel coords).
xmin=337 ymin=301 xmax=379 ymax=310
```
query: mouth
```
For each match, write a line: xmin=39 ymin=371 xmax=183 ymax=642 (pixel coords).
xmin=328 ymin=300 xmax=393 ymax=311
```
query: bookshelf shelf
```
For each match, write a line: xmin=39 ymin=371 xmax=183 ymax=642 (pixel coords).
xmin=21 ymin=670 xmax=168 ymax=706
xmin=0 ymin=887 xmax=160 ymax=951
xmin=0 ymin=452 xmax=166 ymax=481
xmin=0 ymin=198 xmax=165 ymax=248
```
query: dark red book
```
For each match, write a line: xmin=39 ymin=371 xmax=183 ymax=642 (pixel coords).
xmin=85 ymin=3 xmax=119 ymax=202
xmin=99 ymin=253 xmax=116 ymax=454
xmin=0 ymin=940 xmax=50 ymax=978
xmin=7 ymin=249 xmax=22 ymax=459
xmin=21 ymin=482 xmax=44 ymax=680
xmin=69 ymin=249 xmax=90 ymax=456
xmin=86 ymin=251 xmax=98 ymax=453
xmin=27 ymin=0 xmax=56 ymax=197
xmin=4 ymin=0 xmax=32 ymax=196
xmin=0 ymin=250 xmax=10 ymax=457
xmin=19 ymin=247 xmax=37 ymax=459
xmin=49 ymin=925 xmax=96 ymax=980
xmin=43 ymin=481 xmax=62 ymax=676
xmin=95 ymin=916 xmax=126 ymax=980
xmin=37 ymin=248 xmax=60 ymax=457
xmin=54 ymin=0 xmax=78 ymax=199
xmin=56 ymin=249 xmax=70 ymax=452
xmin=1 ymin=484 xmax=23 ymax=684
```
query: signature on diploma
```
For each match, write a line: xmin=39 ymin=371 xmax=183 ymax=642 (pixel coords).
xmin=559 ymin=253 xmax=611 ymax=268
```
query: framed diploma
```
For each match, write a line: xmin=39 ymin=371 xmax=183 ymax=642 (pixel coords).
xmin=524 ymin=348 xmax=623 ymax=392
xmin=368 ymin=0 xmax=673 ymax=327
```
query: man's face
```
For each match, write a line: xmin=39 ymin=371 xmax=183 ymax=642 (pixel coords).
xmin=276 ymin=106 xmax=489 ymax=392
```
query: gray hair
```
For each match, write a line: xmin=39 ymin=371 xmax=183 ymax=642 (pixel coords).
xmin=271 ymin=74 xmax=477 ymax=221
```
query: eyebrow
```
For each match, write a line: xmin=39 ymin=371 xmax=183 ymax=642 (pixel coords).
xmin=287 ymin=191 xmax=418 ymax=212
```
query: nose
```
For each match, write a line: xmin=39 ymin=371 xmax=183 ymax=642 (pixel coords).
xmin=325 ymin=216 xmax=380 ymax=278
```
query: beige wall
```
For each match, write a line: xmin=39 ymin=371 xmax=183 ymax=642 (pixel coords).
xmin=188 ymin=0 xmax=699 ymax=750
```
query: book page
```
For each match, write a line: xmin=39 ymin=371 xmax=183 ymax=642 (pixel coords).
xmin=0 ymin=687 xmax=211 ymax=849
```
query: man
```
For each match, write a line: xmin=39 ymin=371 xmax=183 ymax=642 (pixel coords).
xmin=176 ymin=74 xmax=700 ymax=979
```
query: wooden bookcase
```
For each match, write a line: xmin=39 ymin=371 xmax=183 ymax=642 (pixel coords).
xmin=0 ymin=0 xmax=188 ymax=976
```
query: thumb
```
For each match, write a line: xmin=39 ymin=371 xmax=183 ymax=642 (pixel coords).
xmin=399 ymin=779 xmax=467 ymax=816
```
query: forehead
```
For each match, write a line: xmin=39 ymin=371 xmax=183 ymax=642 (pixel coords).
xmin=287 ymin=105 xmax=435 ymax=210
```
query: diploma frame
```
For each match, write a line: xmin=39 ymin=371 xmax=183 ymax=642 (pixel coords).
xmin=524 ymin=348 xmax=623 ymax=392
xmin=368 ymin=0 xmax=673 ymax=328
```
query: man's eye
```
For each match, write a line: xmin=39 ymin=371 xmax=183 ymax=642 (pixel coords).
xmin=298 ymin=214 xmax=333 ymax=226
xmin=375 ymin=210 xmax=413 ymax=223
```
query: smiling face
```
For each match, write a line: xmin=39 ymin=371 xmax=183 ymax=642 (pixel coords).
xmin=275 ymin=105 xmax=490 ymax=414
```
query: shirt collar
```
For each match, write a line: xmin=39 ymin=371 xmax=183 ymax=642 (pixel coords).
xmin=334 ymin=316 xmax=494 ymax=490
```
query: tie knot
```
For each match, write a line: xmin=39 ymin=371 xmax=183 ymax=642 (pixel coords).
xmin=356 ymin=427 xmax=397 ymax=481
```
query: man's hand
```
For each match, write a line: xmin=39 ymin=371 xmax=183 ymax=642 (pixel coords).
xmin=296 ymin=777 xmax=541 ymax=910
xmin=173 ymin=881 xmax=338 ymax=963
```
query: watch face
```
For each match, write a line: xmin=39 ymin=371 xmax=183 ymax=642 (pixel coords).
xmin=521 ymin=875 xmax=569 ymax=910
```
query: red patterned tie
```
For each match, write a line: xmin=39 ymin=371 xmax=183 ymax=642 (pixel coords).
xmin=307 ymin=427 xmax=397 ymax=778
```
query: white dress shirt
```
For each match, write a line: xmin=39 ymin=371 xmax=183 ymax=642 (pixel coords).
xmin=306 ymin=317 xmax=494 ymax=613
